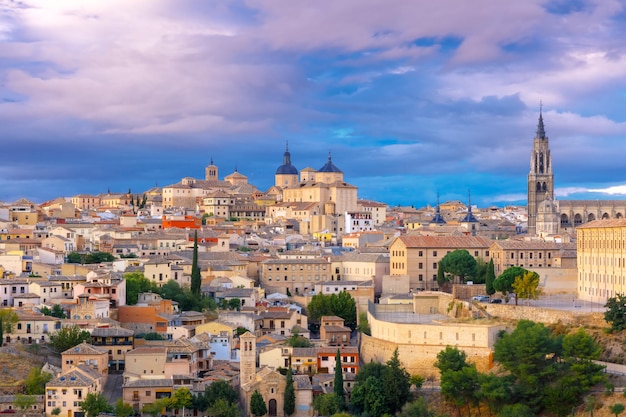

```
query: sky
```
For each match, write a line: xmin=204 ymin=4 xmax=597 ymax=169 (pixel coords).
xmin=1 ymin=0 xmax=626 ymax=208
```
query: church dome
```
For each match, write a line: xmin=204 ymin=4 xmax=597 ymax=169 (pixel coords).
xmin=276 ymin=145 xmax=298 ymax=175
xmin=318 ymin=152 xmax=342 ymax=173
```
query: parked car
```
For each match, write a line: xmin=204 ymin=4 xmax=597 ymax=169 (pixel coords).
xmin=489 ymin=298 xmax=503 ymax=304
xmin=472 ymin=295 xmax=490 ymax=302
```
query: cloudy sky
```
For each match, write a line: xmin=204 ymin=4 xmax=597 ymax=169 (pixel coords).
xmin=1 ymin=0 xmax=626 ymax=208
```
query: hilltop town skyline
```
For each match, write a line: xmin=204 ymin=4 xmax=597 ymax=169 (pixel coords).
xmin=2 ymin=1 xmax=626 ymax=207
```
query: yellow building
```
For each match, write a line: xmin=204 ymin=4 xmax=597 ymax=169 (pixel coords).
xmin=577 ymin=219 xmax=626 ymax=303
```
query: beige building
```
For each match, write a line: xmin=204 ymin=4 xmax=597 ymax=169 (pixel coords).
xmin=260 ymin=257 xmax=333 ymax=296
xmin=122 ymin=379 xmax=173 ymax=415
xmin=61 ymin=342 xmax=109 ymax=380
xmin=577 ymin=219 xmax=626 ymax=303
xmin=388 ymin=235 xmax=492 ymax=292
xmin=489 ymin=240 xmax=577 ymax=275
xmin=70 ymin=194 xmax=101 ymax=211
xmin=45 ymin=365 xmax=103 ymax=417
xmin=357 ymin=200 xmax=388 ymax=226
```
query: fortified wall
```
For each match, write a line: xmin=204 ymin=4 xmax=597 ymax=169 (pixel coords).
xmin=360 ymin=293 xmax=505 ymax=379
xmin=478 ymin=303 xmax=606 ymax=328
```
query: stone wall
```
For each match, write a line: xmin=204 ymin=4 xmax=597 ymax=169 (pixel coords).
xmin=479 ymin=303 xmax=607 ymax=327
xmin=360 ymin=333 xmax=496 ymax=380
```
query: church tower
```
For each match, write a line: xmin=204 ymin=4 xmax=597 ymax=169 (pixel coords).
xmin=527 ymin=108 xmax=554 ymax=235
xmin=239 ymin=331 xmax=257 ymax=387
xmin=205 ymin=157 xmax=219 ymax=181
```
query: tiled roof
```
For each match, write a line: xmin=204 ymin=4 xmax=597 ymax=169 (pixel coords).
xmin=577 ymin=219 xmax=626 ymax=228
xmin=62 ymin=342 xmax=108 ymax=356
xmin=91 ymin=327 xmax=134 ymax=337
xmin=397 ymin=235 xmax=492 ymax=248
xmin=123 ymin=378 xmax=173 ymax=388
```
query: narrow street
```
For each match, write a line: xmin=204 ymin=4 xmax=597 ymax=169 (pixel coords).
xmin=103 ymin=373 xmax=123 ymax=405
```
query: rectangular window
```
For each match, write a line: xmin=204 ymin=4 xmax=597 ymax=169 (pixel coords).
xmin=433 ymin=251 xmax=437 ymax=256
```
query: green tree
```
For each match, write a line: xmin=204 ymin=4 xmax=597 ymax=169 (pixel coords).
xmin=307 ymin=292 xmax=357 ymax=330
xmin=485 ymin=258 xmax=496 ymax=295
xmin=611 ymin=403 xmax=625 ymax=417
xmin=357 ymin=312 xmax=371 ymax=335
xmin=227 ymin=298 xmax=241 ymax=311
xmin=250 ymin=390 xmax=267 ymax=417
xmin=51 ymin=407 xmax=61 ymax=416
xmin=49 ymin=325 xmax=92 ymax=353
xmin=434 ymin=345 xmax=469 ymax=373
xmin=493 ymin=266 xmax=531 ymax=305
xmin=13 ymin=394 xmax=37 ymax=412
xmin=350 ymin=376 xmax=388 ymax=417
xmin=438 ymin=249 xmax=477 ymax=284
xmin=80 ymin=392 xmax=113 ymax=417
xmin=169 ymin=387 xmax=193 ymax=417
xmin=24 ymin=367 xmax=53 ymax=395
xmin=286 ymin=330 xmax=312 ymax=348
xmin=284 ymin=370 xmax=296 ymax=416
xmin=605 ymin=293 xmax=626 ymax=331
xmin=477 ymin=372 xmax=511 ymax=415
xmin=0 ymin=308 xmax=18 ymax=346
xmin=512 ymin=270 xmax=542 ymax=304
xmin=312 ymin=394 xmax=342 ymax=416
xmin=142 ymin=398 xmax=169 ymax=417
xmin=440 ymin=365 xmax=480 ymax=417
xmin=124 ymin=272 xmax=157 ymax=305
xmin=114 ymin=399 xmax=134 ymax=417
xmin=397 ymin=398 xmax=434 ymax=417
xmin=191 ymin=230 xmax=201 ymax=296
xmin=472 ymin=257 xmax=488 ymax=284
xmin=334 ymin=350 xmax=344 ymax=404
xmin=67 ymin=251 xmax=115 ymax=264
xmin=143 ymin=332 xmax=165 ymax=340
xmin=40 ymin=304 xmax=67 ymax=319
xmin=381 ymin=348 xmax=411 ymax=415
xmin=208 ymin=398 xmax=240 ymax=417
xmin=194 ymin=380 xmax=238 ymax=411
xmin=493 ymin=320 xmax=558 ymax=411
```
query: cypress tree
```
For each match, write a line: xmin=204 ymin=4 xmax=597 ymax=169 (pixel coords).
xmin=250 ymin=390 xmax=267 ymax=417
xmin=486 ymin=258 xmax=496 ymax=295
xmin=334 ymin=349 xmax=344 ymax=407
xmin=191 ymin=230 xmax=201 ymax=296
xmin=284 ymin=369 xmax=295 ymax=416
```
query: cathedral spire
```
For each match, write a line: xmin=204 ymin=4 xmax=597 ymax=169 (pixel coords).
xmin=536 ymin=102 xmax=546 ymax=140
xmin=283 ymin=141 xmax=292 ymax=165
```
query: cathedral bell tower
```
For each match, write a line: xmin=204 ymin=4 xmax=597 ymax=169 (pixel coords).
xmin=527 ymin=107 xmax=554 ymax=235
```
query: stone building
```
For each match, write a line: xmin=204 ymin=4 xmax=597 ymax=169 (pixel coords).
xmin=576 ymin=219 xmax=626 ymax=303
xmin=387 ymin=235 xmax=492 ymax=292
xmin=239 ymin=332 xmax=313 ymax=417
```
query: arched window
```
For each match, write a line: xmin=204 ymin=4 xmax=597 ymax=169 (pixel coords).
xmin=542 ymin=182 xmax=547 ymax=192
xmin=536 ymin=182 xmax=542 ymax=191
xmin=588 ymin=213 xmax=596 ymax=222
xmin=602 ymin=212 xmax=610 ymax=219
xmin=560 ymin=214 xmax=570 ymax=226
xmin=574 ymin=214 xmax=583 ymax=225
